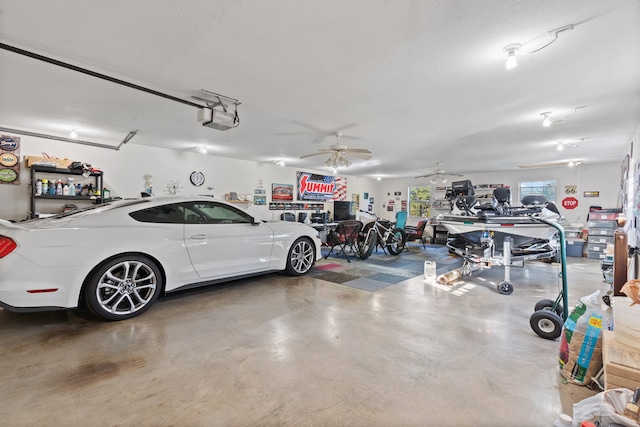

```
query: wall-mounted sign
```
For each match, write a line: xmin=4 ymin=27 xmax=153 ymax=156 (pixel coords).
xmin=583 ymin=191 xmax=600 ymax=198
xmin=564 ymin=185 xmax=577 ymax=195
xmin=562 ymin=197 xmax=579 ymax=210
xmin=297 ymin=171 xmax=336 ymax=201
xmin=0 ymin=135 xmax=20 ymax=185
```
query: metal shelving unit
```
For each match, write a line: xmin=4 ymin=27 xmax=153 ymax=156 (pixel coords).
xmin=29 ymin=165 xmax=104 ymax=219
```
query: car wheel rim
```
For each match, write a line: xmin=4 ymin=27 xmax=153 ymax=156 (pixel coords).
xmin=291 ymin=240 xmax=314 ymax=273
xmin=96 ymin=260 xmax=158 ymax=315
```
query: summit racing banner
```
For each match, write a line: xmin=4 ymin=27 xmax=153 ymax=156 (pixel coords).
xmin=297 ymin=172 xmax=335 ymax=201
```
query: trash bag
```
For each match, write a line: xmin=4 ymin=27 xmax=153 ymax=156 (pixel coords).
xmin=573 ymin=388 xmax=639 ymax=427
xmin=559 ymin=290 xmax=604 ymax=385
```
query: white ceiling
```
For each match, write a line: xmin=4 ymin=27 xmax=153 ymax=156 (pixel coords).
xmin=1 ymin=0 xmax=639 ymax=179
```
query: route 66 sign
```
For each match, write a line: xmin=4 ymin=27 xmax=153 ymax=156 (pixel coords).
xmin=564 ymin=185 xmax=577 ymax=195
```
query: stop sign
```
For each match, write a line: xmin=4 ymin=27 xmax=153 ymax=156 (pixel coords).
xmin=562 ymin=197 xmax=579 ymax=209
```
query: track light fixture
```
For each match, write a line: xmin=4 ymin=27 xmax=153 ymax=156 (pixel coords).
xmin=541 ymin=112 xmax=552 ymax=127
xmin=568 ymin=160 xmax=583 ymax=167
xmin=275 ymin=159 xmax=285 ymax=167
xmin=196 ymin=146 xmax=207 ymax=154
xmin=503 ymin=24 xmax=574 ymax=69
xmin=376 ymin=176 xmax=382 ymax=181
xmin=557 ymin=142 xmax=564 ymax=151
xmin=503 ymin=44 xmax=520 ymax=70
xmin=70 ymin=128 xmax=78 ymax=138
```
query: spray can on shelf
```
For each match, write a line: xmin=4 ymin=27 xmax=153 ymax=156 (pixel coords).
xmin=41 ymin=179 xmax=48 ymax=195
xmin=35 ymin=179 xmax=42 ymax=196
xmin=68 ymin=178 xmax=75 ymax=196
xmin=75 ymin=183 xmax=82 ymax=195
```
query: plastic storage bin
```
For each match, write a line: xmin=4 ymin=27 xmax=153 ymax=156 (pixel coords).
xmin=566 ymin=239 xmax=585 ymax=257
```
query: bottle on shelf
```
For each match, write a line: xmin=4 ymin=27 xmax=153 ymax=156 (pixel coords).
xmin=75 ymin=183 xmax=82 ymax=195
xmin=55 ymin=179 xmax=63 ymax=195
xmin=68 ymin=178 xmax=75 ymax=196
xmin=35 ymin=179 xmax=42 ymax=196
xmin=63 ymin=183 xmax=69 ymax=196
xmin=41 ymin=178 xmax=48 ymax=195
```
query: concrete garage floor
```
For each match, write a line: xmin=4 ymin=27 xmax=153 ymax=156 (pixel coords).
xmin=0 ymin=244 xmax=605 ymax=426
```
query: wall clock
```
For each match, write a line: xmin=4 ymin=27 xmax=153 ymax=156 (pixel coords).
xmin=190 ymin=171 xmax=205 ymax=186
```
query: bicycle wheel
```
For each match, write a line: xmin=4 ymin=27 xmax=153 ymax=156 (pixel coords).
xmin=386 ymin=228 xmax=406 ymax=255
xmin=359 ymin=229 xmax=377 ymax=260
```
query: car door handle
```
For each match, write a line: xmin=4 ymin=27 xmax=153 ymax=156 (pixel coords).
xmin=190 ymin=234 xmax=211 ymax=240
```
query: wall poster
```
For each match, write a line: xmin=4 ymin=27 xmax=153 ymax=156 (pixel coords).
xmin=272 ymin=183 xmax=294 ymax=201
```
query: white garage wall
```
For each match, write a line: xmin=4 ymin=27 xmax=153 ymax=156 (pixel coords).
xmin=1 ymin=134 xmax=381 ymax=222
xmin=0 ymin=133 xmax=627 ymax=227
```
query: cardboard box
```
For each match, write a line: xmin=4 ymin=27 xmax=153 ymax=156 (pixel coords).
xmin=24 ymin=155 xmax=74 ymax=168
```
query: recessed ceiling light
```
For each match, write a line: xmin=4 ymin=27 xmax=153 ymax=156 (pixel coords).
xmin=70 ymin=129 xmax=78 ymax=138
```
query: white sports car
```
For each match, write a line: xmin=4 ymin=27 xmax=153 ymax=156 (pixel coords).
xmin=0 ymin=195 xmax=322 ymax=320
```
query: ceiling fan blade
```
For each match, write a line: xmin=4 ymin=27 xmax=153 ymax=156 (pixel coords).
xmin=347 ymin=152 xmax=372 ymax=160
xmin=415 ymin=173 xmax=437 ymax=179
xmin=300 ymin=151 xmax=331 ymax=159
xmin=344 ymin=148 xmax=371 ymax=154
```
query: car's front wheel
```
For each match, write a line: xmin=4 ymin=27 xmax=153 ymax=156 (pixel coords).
xmin=85 ymin=255 xmax=162 ymax=321
xmin=285 ymin=238 xmax=316 ymax=276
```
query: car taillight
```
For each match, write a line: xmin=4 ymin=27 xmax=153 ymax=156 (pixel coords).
xmin=0 ymin=236 xmax=17 ymax=258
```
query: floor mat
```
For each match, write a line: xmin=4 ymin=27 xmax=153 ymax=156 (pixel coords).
xmin=317 ymin=244 xmax=463 ymax=292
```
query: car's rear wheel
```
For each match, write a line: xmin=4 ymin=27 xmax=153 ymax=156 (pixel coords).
xmin=85 ymin=255 xmax=162 ymax=321
xmin=285 ymin=238 xmax=316 ymax=276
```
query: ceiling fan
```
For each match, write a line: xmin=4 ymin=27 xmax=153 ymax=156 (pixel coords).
xmin=415 ymin=162 xmax=463 ymax=184
xmin=299 ymin=133 xmax=372 ymax=168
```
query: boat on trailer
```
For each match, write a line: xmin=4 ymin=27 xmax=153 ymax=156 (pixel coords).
xmin=436 ymin=180 xmax=563 ymax=294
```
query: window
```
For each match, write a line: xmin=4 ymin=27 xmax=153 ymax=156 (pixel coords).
xmin=129 ymin=201 xmax=253 ymax=224
xmin=519 ymin=180 xmax=556 ymax=204
xmin=408 ymin=186 xmax=431 ymax=218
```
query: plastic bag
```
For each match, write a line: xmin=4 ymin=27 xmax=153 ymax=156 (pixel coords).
xmin=573 ymin=388 xmax=639 ymax=427
xmin=559 ymin=290 xmax=604 ymax=385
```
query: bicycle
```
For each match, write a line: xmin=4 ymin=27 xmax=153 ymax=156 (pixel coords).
xmin=357 ymin=210 xmax=406 ymax=260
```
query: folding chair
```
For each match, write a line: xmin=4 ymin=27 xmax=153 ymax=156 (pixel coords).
xmin=324 ymin=220 xmax=363 ymax=262
xmin=394 ymin=211 xmax=408 ymax=230
xmin=405 ymin=218 xmax=428 ymax=249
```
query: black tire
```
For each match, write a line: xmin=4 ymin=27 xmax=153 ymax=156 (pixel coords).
xmin=285 ymin=238 xmax=316 ymax=276
xmin=497 ymin=281 xmax=513 ymax=295
xmin=534 ymin=298 xmax=564 ymax=318
xmin=359 ymin=229 xmax=377 ymax=260
xmin=85 ymin=255 xmax=162 ymax=321
xmin=386 ymin=228 xmax=406 ymax=255
xmin=530 ymin=310 xmax=564 ymax=340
